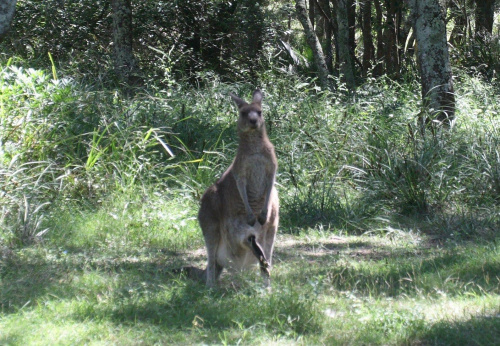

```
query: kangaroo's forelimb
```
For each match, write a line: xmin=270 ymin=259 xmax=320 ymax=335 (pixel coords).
xmin=234 ymin=173 xmax=257 ymax=226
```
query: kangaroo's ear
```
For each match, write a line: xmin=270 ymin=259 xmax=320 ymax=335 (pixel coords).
xmin=252 ymin=89 xmax=263 ymax=105
xmin=230 ymin=93 xmax=247 ymax=109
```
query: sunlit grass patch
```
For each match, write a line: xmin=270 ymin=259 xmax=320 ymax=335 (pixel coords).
xmin=46 ymin=189 xmax=202 ymax=252
xmin=319 ymin=293 xmax=500 ymax=344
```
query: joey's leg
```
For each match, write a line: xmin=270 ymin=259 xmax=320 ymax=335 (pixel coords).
xmin=247 ymin=234 xmax=271 ymax=287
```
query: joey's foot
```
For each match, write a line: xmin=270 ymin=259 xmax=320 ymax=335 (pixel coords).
xmin=247 ymin=214 xmax=257 ymax=226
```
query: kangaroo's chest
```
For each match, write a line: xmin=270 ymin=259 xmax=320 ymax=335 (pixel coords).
xmin=242 ymin=154 xmax=273 ymax=200
xmin=247 ymin=155 xmax=268 ymax=182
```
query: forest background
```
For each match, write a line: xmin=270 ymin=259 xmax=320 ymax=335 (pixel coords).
xmin=0 ymin=0 xmax=499 ymax=344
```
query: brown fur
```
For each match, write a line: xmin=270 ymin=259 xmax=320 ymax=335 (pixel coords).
xmin=197 ymin=89 xmax=279 ymax=287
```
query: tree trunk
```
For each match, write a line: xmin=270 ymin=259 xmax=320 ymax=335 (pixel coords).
xmin=384 ymin=0 xmax=400 ymax=77
xmin=374 ymin=0 xmax=384 ymax=76
xmin=336 ymin=0 xmax=355 ymax=90
xmin=331 ymin=0 xmax=340 ymax=71
xmin=309 ymin=0 xmax=316 ymax=28
xmin=296 ymin=0 xmax=331 ymax=89
xmin=409 ymin=0 xmax=455 ymax=125
xmin=347 ymin=0 xmax=356 ymax=66
xmin=242 ymin=0 xmax=265 ymax=81
xmin=111 ymin=0 xmax=140 ymax=84
xmin=474 ymin=0 xmax=495 ymax=39
xmin=361 ymin=0 xmax=374 ymax=75
xmin=0 ymin=0 xmax=17 ymax=42
xmin=318 ymin=0 xmax=334 ymax=73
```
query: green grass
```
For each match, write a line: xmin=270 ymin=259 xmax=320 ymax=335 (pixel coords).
xmin=46 ymin=190 xmax=201 ymax=252
xmin=1 ymin=231 xmax=499 ymax=344
xmin=1 ymin=61 xmax=499 ymax=344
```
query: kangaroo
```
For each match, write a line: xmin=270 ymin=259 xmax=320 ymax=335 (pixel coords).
xmin=197 ymin=89 xmax=279 ymax=287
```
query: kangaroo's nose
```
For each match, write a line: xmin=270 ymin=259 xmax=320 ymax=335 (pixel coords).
xmin=249 ymin=118 xmax=257 ymax=125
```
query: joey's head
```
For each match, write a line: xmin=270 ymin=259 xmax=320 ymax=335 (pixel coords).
xmin=230 ymin=89 xmax=265 ymax=134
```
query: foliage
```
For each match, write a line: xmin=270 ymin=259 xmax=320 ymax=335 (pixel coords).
xmin=1 ymin=59 xmax=499 ymax=245
xmin=5 ymin=0 xmax=285 ymax=83
xmin=3 ymin=0 xmax=500 ymax=86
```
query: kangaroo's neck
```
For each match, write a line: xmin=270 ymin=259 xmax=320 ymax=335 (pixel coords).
xmin=237 ymin=127 xmax=271 ymax=153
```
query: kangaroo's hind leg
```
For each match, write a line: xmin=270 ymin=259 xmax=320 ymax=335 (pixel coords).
xmin=200 ymin=220 xmax=224 ymax=287
xmin=261 ymin=200 xmax=278 ymax=287
xmin=199 ymin=189 xmax=225 ymax=287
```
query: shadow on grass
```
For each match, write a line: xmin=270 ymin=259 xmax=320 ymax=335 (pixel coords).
xmin=0 ymin=249 xmax=69 ymax=313
xmin=417 ymin=313 xmax=500 ymax=345
xmin=275 ymin=237 xmax=500 ymax=298
xmin=280 ymin=183 xmax=499 ymax=241
xmin=0 ymin=247 xmax=198 ymax=314
xmin=82 ymin=280 xmax=321 ymax=337
xmin=279 ymin=195 xmax=375 ymax=235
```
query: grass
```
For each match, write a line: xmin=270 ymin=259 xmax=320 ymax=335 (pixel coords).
xmin=1 ymin=231 xmax=499 ymax=344
xmin=1 ymin=61 xmax=499 ymax=344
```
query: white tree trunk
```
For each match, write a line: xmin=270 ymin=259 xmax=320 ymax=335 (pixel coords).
xmin=409 ymin=0 xmax=455 ymax=125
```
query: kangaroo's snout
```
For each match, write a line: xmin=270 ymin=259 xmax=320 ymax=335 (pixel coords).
xmin=244 ymin=110 xmax=261 ymax=130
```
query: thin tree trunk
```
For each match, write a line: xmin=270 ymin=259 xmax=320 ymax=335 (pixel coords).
xmin=111 ymin=0 xmax=140 ymax=84
xmin=408 ymin=0 xmax=455 ymax=126
xmin=309 ymin=0 xmax=316 ymax=28
xmin=347 ymin=0 xmax=356 ymax=66
xmin=374 ymin=0 xmax=384 ymax=76
xmin=331 ymin=0 xmax=340 ymax=71
xmin=336 ymin=0 xmax=355 ymax=90
xmin=317 ymin=0 xmax=334 ymax=73
xmin=361 ymin=0 xmax=374 ymax=75
xmin=242 ymin=0 xmax=265 ymax=81
xmin=296 ymin=0 xmax=331 ymax=89
xmin=0 ymin=0 xmax=17 ymax=42
xmin=384 ymin=0 xmax=399 ymax=77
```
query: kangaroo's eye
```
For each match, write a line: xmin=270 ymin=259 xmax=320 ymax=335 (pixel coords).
xmin=257 ymin=111 xmax=262 ymax=117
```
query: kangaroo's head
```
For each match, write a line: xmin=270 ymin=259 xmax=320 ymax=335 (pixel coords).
xmin=230 ymin=90 xmax=264 ymax=134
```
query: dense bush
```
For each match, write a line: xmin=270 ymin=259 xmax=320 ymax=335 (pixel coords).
xmin=5 ymin=0 xmax=288 ymax=83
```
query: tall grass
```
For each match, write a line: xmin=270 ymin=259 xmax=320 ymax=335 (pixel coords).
xmin=1 ymin=61 xmax=499 ymax=247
